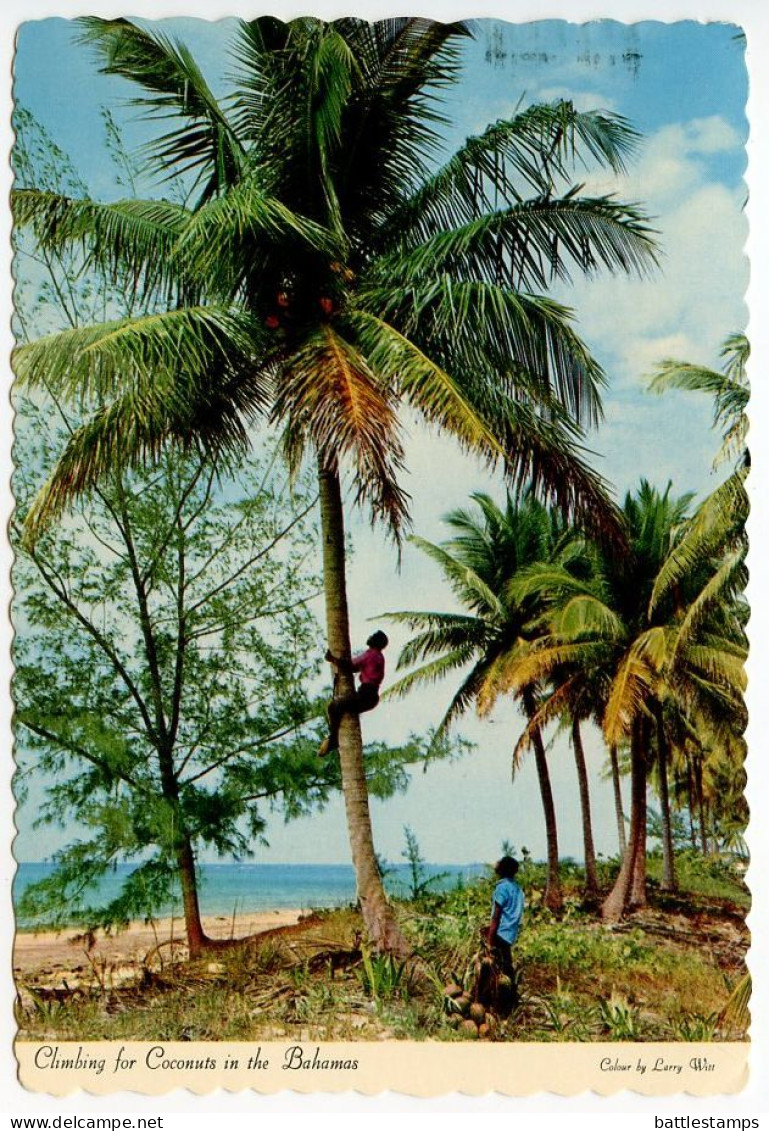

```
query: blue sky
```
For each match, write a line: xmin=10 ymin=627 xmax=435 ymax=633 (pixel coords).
xmin=11 ymin=17 xmax=749 ymax=866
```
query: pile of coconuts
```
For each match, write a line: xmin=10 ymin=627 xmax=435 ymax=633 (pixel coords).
xmin=443 ymin=982 xmax=496 ymax=1039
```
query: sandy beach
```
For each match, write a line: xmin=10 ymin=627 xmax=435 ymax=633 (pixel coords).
xmin=14 ymin=909 xmax=303 ymax=989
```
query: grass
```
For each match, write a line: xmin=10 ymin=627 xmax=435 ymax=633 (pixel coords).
xmin=15 ymin=856 xmax=750 ymax=1044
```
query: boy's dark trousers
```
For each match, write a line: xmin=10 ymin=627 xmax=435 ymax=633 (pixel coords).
xmin=326 ymin=683 xmax=379 ymax=750
xmin=492 ymin=938 xmax=518 ymax=1015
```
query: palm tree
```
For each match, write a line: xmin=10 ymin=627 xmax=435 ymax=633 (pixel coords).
xmin=512 ymin=687 xmax=602 ymax=904
xmin=505 ymin=481 xmax=746 ymax=921
xmin=648 ymin=332 xmax=749 ymax=865
xmin=12 ymin=17 xmax=658 ymax=951
xmin=608 ymin=742 xmax=628 ymax=856
xmin=647 ymin=333 xmax=748 ymax=602
xmin=387 ymin=492 xmax=595 ymax=910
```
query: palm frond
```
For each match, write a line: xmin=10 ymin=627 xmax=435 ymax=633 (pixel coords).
xmin=385 ymin=645 xmax=477 ymax=700
xmin=479 ymin=638 xmax=605 ymax=705
xmin=228 ymin=17 xmax=292 ymax=142
xmin=631 ymin=625 xmax=675 ymax=670
xmin=358 ymin=280 xmax=606 ymax=429
xmin=603 ymin=651 xmax=656 ymax=744
xmin=349 ymin=310 xmax=508 ymax=465
xmin=649 ymin=358 xmax=748 ymax=441
xmin=649 ymin=468 xmax=748 ymax=613
xmin=381 ymin=100 xmax=643 ymax=247
xmin=383 ymin=612 xmax=487 ymax=669
xmin=12 ymin=189 xmax=190 ymax=299
xmin=373 ymin=194 xmax=657 ymax=293
xmin=22 ymin=387 xmax=221 ymax=543
xmin=170 ymin=174 xmax=339 ymax=293
xmin=682 ymin=644 xmax=747 ymax=694
xmin=273 ymin=326 xmax=409 ymax=537
xmin=354 ymin=313 xmax=623 ymax=550
xmin=721 ymin=332 xmax=750 ymax=382
xmin=290 ymin=24 xmax=359 ymax=239
xmin=315 ymin=20 xmax=473 ymax=244
xmin=672 ymin=551 xmax=747 ymax=657
xmin=21 ymin=356 xmax=272 ymax=544
xmin=13 ymin=306 xmax=264 ymax=404
xmin=557 ymin=594 xmax=625 ymax=640
xmin=649 ymin=359 xmax=748 ymax=410
xmin=507 ymin=563 xmax=596 ymax=607
xmin=467 ymin=388 xmax=626 ymax=550
xmin=649 ymin=333 xmax=749 ymax=470
xmin=77 ymin=17 xmax=246 ymax=196
xmin=406 ymin=535 xmax=505 ymax=619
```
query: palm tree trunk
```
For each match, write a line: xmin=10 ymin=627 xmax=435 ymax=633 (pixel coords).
xmin=629 ymin=716 xmax=649 ymax=908
xmin=602 ymin=717 xmax=646 ymax=923
xmin=571 ymin=718 xmax=598 ymax=901
xmin=629 ymin=779 xmax=647 ymax=907
xmin=693 ymin=754 xmax=708 ymax=855
xmin=318 ymin=462 xmax=407 ymax=955
xmin=609 ymin=743 xmax=627 ymax=856
xmin=522 ymin=687 xmax=562 ymax=912
xmin=686 ymin=755 xmax=698 ymax=849
xmin=655 ymin=710 xmax=677 ymax=892
xmin=702 ymin=801 xmax=711 ymax=856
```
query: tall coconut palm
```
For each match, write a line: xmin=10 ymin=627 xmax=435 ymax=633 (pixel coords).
xmin=503 ymin=554 xmax=609 ymax=904
xmin=647 ymin=333 xmax=748 ymax=605
xmin=12 ymin=17 xmax=658 ymax=951
xmin=648 ymin=332 xmax=749 ymax=866
xmin=509 ymin=686 xmax=602 ymax=904
xmin=386 ymin=492 xmax=595 ymax=910
xmin=502 ymin=480 xmax=746 ymax=921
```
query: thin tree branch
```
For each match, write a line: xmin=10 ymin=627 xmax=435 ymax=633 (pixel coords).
xmin=139 ymin=454 xmax=211 ymax=588
xmin=181 ymin=716 xmax=321 ymax=785
xmin=115 ymin=476 xmax=170 ymax=748
xmin=19 ymin=717 xmax=154 ymax=796
xmin=27 ymin=548 xmax=159 ymax=744
xmin=186 ymin=496 xmax=318 ymax=614
xmin=168 ymin=510 xmax=187 ymax=748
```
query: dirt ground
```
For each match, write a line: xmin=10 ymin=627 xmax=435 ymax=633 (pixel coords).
xmin=14 ymin=909 xmax=302 ymax=990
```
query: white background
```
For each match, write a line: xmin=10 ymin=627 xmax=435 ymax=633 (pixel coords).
xmin=1 ymin=0 xmax=767 ymax=1120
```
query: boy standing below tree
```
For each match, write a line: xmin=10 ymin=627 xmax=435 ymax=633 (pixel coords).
xmin=486 ymin=855 xmax=524 ymax=1011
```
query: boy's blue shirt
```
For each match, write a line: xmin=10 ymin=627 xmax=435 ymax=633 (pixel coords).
xmin=492 ymin=877 xmax=524 ymax=944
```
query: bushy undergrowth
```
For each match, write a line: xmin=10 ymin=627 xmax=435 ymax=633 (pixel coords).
xmin=646 ymin=849 xmax=750 ymax=907
xmin=16 ymin=854 xmax=749 ymax=1043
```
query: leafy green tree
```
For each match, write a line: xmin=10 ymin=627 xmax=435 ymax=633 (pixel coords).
xmin=399 ymin=826 xmax=450 ymax=901
xmin=14 ymin=422 xmax=433 ymax=951
xmin=13 ymin=427 xmax=316 ymax=949
xmin=12 ymin=17 xmax=658 ymax=951
xmin=11 ymin=109 xmax=326 ymax=953
xmin=12 ymin=103 xmax=443 ymax=955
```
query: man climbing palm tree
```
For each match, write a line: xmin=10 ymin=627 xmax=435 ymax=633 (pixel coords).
xmin=13 ymin=17 xmax=659 ymax=951
xmin=319 ymin=630 xmax=389 ymax=756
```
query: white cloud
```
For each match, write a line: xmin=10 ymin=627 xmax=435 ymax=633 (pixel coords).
xmin=565 ymin=121 xmax=748 ymax=387
xmin=534 ymin=85 xmax=619 ymax=113
xmin=688 ymin=115 xmax=744 ymax=154
xmin=627 ymin=118 xmax=743 ymax=206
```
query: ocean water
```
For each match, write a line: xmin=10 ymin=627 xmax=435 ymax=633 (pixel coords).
xmin=14 ymin=861 xmax=488 ymax=928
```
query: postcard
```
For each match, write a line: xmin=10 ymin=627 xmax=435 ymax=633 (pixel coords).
xmin=6 ymin=2 xmax=766 ymax=1105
